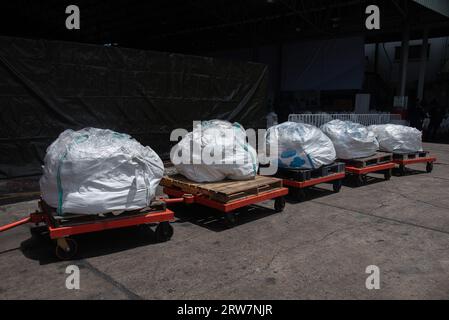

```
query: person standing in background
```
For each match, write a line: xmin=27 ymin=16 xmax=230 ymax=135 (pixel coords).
xmin=427 ymin=99 xmax=444 ymax=140
xmin=415 ymin=99 xmax=426 ymax=131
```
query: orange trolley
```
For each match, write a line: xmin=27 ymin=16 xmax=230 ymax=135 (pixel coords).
xmin=392 ymin=151 xmax=436 ymax=175
xmin=161 ymin=175 xmax=288 ymax=226
xmin=340 ymin=152 xmax=395 ymax=187
xmin=0 ymin=197 xmax=188 ymax=260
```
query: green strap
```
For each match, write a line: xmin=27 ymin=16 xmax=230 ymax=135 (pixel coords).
xmin=56 ymin=134 xmax=89 ymax=215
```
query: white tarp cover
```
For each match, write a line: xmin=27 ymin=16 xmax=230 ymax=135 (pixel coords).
xmin=40 ymin=128 xmax=164 ymax=215
xmin=266 ymin=121 xmax=336 ymax=169
xmin=321 ymin=120 xmax=379 ymax=159
xmin=368 ymin=124 xmax=423 ymax=153
xmin=171 ymin=120 xmax=258 ymax=182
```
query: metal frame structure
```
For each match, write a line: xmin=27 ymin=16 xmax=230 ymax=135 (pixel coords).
xmin=0 ymin=199 xmax=180 ymax=260
xmin=282 ymin=172 xmax=345 ymax=189
xmin=393 ymin=155 xmax=436 ymax=175
xmin=163 ymin=187 xmax=288 ymax=213
xmin=345 ymin=162 xmax=395 ymax=186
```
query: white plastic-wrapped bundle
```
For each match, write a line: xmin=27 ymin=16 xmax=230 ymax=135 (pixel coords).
xmin=171 ymin=120 xmax=258 ymax=182
xmin=40 ymin=128 xmax=164 ymax=215
xmin=265 ymin=122 xmax=336 ymax=169
xmin=320 ymin=120 xmax=379 ymax=159
xmin=368 ymin=124 xmax=423 ymax=153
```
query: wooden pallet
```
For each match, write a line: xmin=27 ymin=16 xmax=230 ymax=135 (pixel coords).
xmin=41 ymin=200 xmax=166 ymax=227
xmin=393 ymin=151 xmax=429 ymax=160
xmin=340 ymin=152 xmax=393 ymax=168
xmin=277 ymin=162 xmax=345 ymax=182
xmin=160 ymin=175 xmax=283 ymax=203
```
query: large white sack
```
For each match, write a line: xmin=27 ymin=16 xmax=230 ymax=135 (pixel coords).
xmin=265 ymin=122 xmax=336 ymax=169
xmin=171 ymin=120 xmax=258 ymax=182
xmin=320 ymin=120 xmax=379 ymax=159
xmin=40 ymin=128 xmax=164 ymax=215
xmin=368 ymin=124 xmax=423 ymax=153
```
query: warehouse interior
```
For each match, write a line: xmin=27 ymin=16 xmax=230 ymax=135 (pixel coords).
xmin=1 ymin=0 xmax=449 ymax=302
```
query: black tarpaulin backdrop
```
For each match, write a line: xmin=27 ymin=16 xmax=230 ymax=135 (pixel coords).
xmin=0 ymin=36 xmax=268 ymax=178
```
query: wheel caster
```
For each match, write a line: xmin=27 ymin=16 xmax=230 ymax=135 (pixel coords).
xmin=399 ymin=164 xmax=406 ymax=176
xmin=333 ymin=180 xmax=342 ymax=192
xmin=274 ymin=197 xmax=286 ymax=212
xmin=426 ymin=162 xmax=433 ymax=173
xmin=223 ymin=213 xmax=237 ymax=227
xmin=55 ymin=238 xmax=78 ymax=260
xmin=384 ymin=169 xmax=392 ymax=181
xmin=155 ymin=222 xmax=173 ymax=242
xmin=355 ymin=175 xmax=366 ymax=187
xmin=137 ymin=223 xmax=154 ymax=240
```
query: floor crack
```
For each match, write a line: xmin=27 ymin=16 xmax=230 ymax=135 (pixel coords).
xmin=78 ymin=259 xmax=143 ymax=300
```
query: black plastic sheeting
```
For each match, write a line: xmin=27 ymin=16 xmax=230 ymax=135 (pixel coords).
xmin=0 ymin=36 xmax=268 ymax=178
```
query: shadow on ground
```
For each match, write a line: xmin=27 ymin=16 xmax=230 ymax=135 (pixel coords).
xmin=392 ymin=167 xmax=429 ymax=177
xmin=285 ymin=185 xmax=336 ymax=204
xmin=17 ymin=202 xmax=281 ymax=264
xmin=342 ymin=174 xmax=390 ymax=188
xmin=172 ymin=203 xmax=279 ymax=232
xmin=19 ymin=224 xmax=165 ymax=265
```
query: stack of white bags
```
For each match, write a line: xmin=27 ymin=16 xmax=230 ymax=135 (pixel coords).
xmin=39 ymin=120 xmax=424 ymax=216
xmin=320 ymin=120 xmax=379 ymax=159
xmin=368 ymin=124 xmax=423 ymax=153
xmin=40 ymin=128 xmax=164 ymax=215
xmin=171 ymin=120 xmax=258 ymax=183
xmin=265 ymin=120 xmax=424 ymax=168
xmin=265 ymin=121 xmax=336 ymax=169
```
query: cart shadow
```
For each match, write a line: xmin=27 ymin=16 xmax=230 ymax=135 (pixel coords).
xmin=285 ymin=185 xmax=335 ymax=204
xmin=20 ymin=224 xmax=166 ymax=265
xmin=342 ymin=175 xmax=388 ymax=188
xmin=171 ymin=203 xmax=278 ymax=232
xmin=392 ymin=168 xmax=428 ymax=177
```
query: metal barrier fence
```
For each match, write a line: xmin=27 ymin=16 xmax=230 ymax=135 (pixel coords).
xmin=288 ymin=113 xmax=403 ymax=127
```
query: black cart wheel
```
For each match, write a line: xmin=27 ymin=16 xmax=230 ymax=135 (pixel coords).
xmin=384 ymin=169 xmax=392 ymax=181
xmin=55 ymin=238 xmax=78 ymax=260
xmin=223 ymin=212 xmax=237 ymax=227
xmin=274 ymin=197 xmax=286 ymax=212
xmin=333 ymin=180 xmax=343 ymax=192
xmin=355 ymin=175 xmax=366 ymax=187
xmin=399 ymin=164 xmax=406 ymax=176
xmin=426 ymin=162 xmax=434 ymax=173
xmin=155 ymin=222 xmax=174 ymax=242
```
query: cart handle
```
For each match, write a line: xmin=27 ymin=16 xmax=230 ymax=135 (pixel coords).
xmin=0 ymin=216 xmax=31 ymax=233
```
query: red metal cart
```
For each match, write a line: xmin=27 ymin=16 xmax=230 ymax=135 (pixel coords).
xmin=162 ymin=176 xmax=288 ymax=226
xmin=345 ymin=162 xmax=395 ymax=186
xmin=339 ymin=152 xmax=395 ymax=187
xmin=392 ymin=151 xmax=436 ymax=175
xmin=0 ymin=197 xmax=187 ymax=260
xmin=282 ymin=172 xmax=345 ymax=200
xmin=277 ymin=162 xmax=346 ymax=201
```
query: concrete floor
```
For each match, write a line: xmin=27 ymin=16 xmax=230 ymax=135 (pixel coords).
xmin=1 ymin=142 xmax=449 ymax=300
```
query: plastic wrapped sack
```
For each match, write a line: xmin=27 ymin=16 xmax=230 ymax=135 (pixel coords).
xmin=265 ymin=122 xmax=336 ymax=169
xmin=368 ymin=124 xmax=423 ymax=153
xmin=40 ymin=128 xmax=164 ymax=215
xmin=171 ymin=120 xmax=258 ymax=182
xmin=320 ymin=120 xmax=379 ymax=159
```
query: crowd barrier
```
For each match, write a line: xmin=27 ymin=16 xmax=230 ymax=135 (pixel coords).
xmin=288 ymin=113 xmax=404 ymax=127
